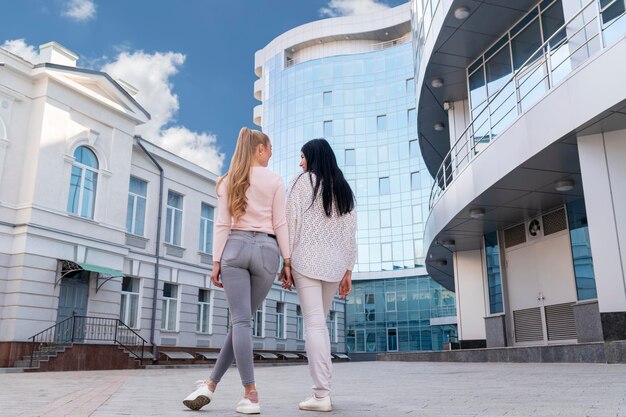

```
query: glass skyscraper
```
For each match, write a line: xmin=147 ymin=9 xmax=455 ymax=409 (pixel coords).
xmin=254 ymin=3 xmax=457 ymax=354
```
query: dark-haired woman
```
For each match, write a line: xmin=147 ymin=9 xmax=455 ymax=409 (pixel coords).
xmin=282 ymin=138 xmax=356 ymax=412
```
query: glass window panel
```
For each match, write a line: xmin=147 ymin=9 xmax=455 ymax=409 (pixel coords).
xmin=486 ymin=43 xmax=516 ymax=138
xmin=411 ymin=172 xmax=420 ymax=190
xmin=406 ymin=77 xmax=415 ymax=94
xmin=74 ymin=146 xmax=99 ymax=169
xmin=541 ymin=0 xmax=565 ymax=47
xmin=377 ymin=115 xmax=387 ymax=131
xmin=382 ymin=243 xmax=392 ymax=262
xmin=379 ymin=145 xmax=388 ymax=162
xmin=167 ymin=191 xmax=182 ymax=209
xmin=380 ymin=209 xmax=391 ymax=228
xmin=484 ymin=232 xmax=504 ymax=314
xmin=323 ymin=91 xmax=332 ymax=107
xmin=407 ymin=108 xmax=416 ymax=125
xmin=511 ymin=18 xmax=542 ymax=70
xmin=324 ymin=120 xmax=333 ymax=138
xmin=567 ymin=199 xmax=597 ymax=300
xmin=409 ymin=139 xmax=418 ymax=158
xmin=379 ymin=177 xmax=390 ymax=195
xmin=81 ymin=170 xmax=97 ymax=218
xmin=67 ymin=166 xmax=82 ymax=214
xmin=129 ymin=177 xmax=147 ymax=196
xmin=345 ymin=149 xmax=356 ymax=166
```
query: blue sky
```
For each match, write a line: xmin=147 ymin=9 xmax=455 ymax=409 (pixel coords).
xmin=0 ymin=0 xmax=406 ymax=173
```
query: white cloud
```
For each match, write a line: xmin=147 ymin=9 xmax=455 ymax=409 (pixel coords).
xmin=0 ymin=39 xmax=41 ymax=64
xmin=102 ymin=50 xmax=224 ymax=174
xmin=319 ymin=0 xmax=391 ymax=17
xmin=62 ymin=0 xmax=96 ymax=22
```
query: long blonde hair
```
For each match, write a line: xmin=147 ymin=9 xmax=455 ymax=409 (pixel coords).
xmin=217 ymin=127 xmax=270 ymax=222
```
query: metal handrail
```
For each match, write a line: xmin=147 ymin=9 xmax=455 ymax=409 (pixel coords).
xmin=29 ymin=315 xmax=149 ymax=367
xmin=428 ymin=0 xmax=623 ymax=209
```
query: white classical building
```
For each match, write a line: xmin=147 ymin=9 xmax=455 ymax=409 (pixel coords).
xmin=0 ymin=42 xmax=327 ymax=369
xmin=415 ymin=0 xmax=626 ymax=360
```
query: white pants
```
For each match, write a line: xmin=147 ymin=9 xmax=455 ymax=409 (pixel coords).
xmin=293 ymin=269 xmax=340 ymax=398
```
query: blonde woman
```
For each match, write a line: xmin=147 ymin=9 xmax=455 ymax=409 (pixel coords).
xmin=282 ymin=138 xmax=356 ymax=412
xmin=183 ymin=127 xmax=291 ymax=414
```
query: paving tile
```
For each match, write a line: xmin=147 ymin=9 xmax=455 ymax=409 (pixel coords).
xmin=0 ymin=362 xmax=625 ymax=417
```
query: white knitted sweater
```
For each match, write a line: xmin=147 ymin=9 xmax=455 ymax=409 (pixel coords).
xmin=286 ymin=173 xmax=357 ymax=282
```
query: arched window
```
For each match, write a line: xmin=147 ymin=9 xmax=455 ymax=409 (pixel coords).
xmin=67 ymin=146 xmax=99 ymax=219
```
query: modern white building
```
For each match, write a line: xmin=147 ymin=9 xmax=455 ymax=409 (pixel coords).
xmin=0 ymin=42 xmax=321 ymax=369
xmin=254 ymin=3 xmax=457 ymax=357
xmin=416 ymin=0 xmax=626 ymax=359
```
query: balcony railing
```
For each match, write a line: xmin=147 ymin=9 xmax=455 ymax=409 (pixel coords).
xmin=429 ymin=0 xmax=626 ymax=210
xmin=284 ymin=34 xmax=410 ymax=68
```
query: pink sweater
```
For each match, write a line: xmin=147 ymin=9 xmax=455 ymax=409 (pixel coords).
xmin=213 ymin=166 xmax=290 ymax=261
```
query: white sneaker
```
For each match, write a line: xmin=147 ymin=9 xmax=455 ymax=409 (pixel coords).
xmin=299 ymin=395 xmax=332 ymax=412
xmin=182 ymin=380 xmax=213 ymax=411
xmin=236 ymin=397 xmax=261 ymax=414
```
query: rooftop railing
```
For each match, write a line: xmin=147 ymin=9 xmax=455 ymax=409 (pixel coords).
xmin=428 ymin=0 xmax=625 ymax=210
xmin=285 ymin=34 xmax=410 ymax=68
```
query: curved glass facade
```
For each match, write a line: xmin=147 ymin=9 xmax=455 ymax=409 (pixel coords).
xmin=260 ymin=38 xmax=456 ymax=352
xmin=264 ymin=42 xmax=430 ymax=272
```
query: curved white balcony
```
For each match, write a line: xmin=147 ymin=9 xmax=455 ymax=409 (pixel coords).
xmin=424 ymin=33 xmax=626 ymax=288
xmin=255 ymin=3 xmax=411 ymax=70
xmin=254 ymin=78 xmax=263 ymax=101
xmin=253 ymin=104 xmax=263 ymax=127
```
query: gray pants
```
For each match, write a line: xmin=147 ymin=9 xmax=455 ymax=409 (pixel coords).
xmin=210 ymin=231 xmax=280 ymax=386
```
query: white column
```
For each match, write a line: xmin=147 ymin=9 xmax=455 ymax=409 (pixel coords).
xmin=453 ymin=249 xmax=487 ymax=341
xmin=577 ymin=130 xmax=626 ymax=313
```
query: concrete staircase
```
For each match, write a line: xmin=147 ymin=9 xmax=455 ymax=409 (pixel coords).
xmin=11 ymin=343 xmax=148 ymax=372
xmin=12 ymin=343 xmax=73 ymax=371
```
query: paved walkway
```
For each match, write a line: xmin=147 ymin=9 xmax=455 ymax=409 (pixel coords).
xmin=1 ymin=361 xmax=625 ymax=416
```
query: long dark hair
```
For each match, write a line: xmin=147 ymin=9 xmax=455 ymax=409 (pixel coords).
xmin=299 ymin=139 xmax=355 ymax=217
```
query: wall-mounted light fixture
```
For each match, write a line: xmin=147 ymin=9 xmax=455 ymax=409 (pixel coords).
xmin=434 ymin=122 xmax=445 ymax=131
xmin=454 ymin=6 xmax=470 ymax=19
xmin=469 ymin=207 xmax=485 ymax=218
xmin=431 ymin=78 xmax=444 ymax=88
xmin=555 ymin=179 xmax=574 ymax=192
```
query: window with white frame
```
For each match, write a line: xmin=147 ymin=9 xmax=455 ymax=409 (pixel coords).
xmin=126 ymin=176 xmax=147 ymax=236
xmin=199 ymin=203 xmax=214 ymax=254
xmin=253 ymin=304 xmax=264 ymax=337
xmin=296 ymin=305 xmax=304 ymax=340
xmin=197 ymin=289 xmax=211 ymax=333
xmin=165 ymin=191 xmax=183 ymax=246
xmin=161 ymin=283 xmax=178 ymax=331
xmin=327 ymin=311 xmax=337 ymax=343
xmin=67 ymin=146 xmax=99 ymax=219
xmin=276 ymin=302 xmax=285 ymax=339
xmin=120 ymin=276 xmax=140 ymax=328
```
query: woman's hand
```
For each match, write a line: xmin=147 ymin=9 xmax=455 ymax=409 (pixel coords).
xmin=210 ymin=261 xmax=223 ymax=288
xmin=280 ymin=266 xmax=294 ymax=291
xmin=339 ymin=270 xmax=352 ymax=299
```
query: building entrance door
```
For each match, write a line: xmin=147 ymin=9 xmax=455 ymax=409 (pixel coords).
xmin=56 ymin=271 xmax=89 ymax=342
xmin=505 ymin=231 xmax=578 ymax=346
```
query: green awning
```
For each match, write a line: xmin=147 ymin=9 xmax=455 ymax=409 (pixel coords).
xmin=77 ymin=262 xmax=123 ymax=277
